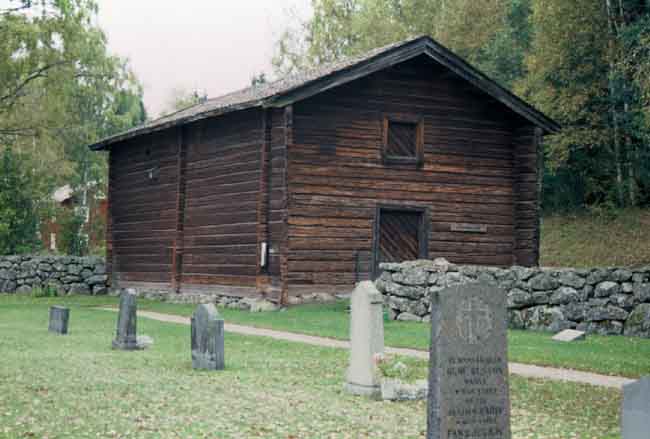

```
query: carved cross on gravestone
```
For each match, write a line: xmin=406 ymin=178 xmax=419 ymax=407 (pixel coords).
xmin=112 ymin=289 xmax=141 ymax=350
xmin=456 ymin=297 xmax=493 ymax=345
xmin=191 ymin=304 xmax=225 ymax=370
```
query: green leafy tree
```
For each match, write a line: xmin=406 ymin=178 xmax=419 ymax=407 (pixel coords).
xmin=58 ymin=206 xmax=87 ymax=256
xmin=518 ymin=0 xmax=650 ymax=209
xmin=274 ymin=0 xmax=526 ymax=87
xmin=250 ymin=72 xmax=268 ymax=87
xmin=0 ymin=148 xmax=40 ymax=255
xmin=516 ymin=0 xmax=611 ymax=208
xmin=1 ymin=0 xmax=146 ymax=253
xmin=162 ymin=87 xmax=207 ymax=116
xmin=612 ymin=1 xmax=650 ymax=206
xmin=474 ymin=0 xmax=533 ymax=88
xmin=1 ymin=0 xmax=146 ymax=183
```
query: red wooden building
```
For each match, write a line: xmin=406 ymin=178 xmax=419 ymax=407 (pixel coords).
xmin=41 ymin=184 xmax=108 ymax=253
xmin=89 ymin=36 xmax=559 ymax=304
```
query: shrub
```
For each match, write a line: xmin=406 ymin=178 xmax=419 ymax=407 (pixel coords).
xmin=374 ymin=354 xmax=428 ymax=383
xmin=31 ymin=284 xmax=59 ymax=298
xmin=58 ymin=207 xmax=88 ymax=256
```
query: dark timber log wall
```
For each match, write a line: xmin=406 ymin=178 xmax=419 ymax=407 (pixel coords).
xmin=265 ymin=108 xmax=289 ymax=301
xmin=108 ymin=109 xmax=278 ymax=296
xmin=109 ymin=130 xmax=179 ymax=285
xmin=107 ymin=54 xmax=542 ymax=300
xmin=181 ymin=109 xmax=262 ymax=294
xmin=513 ymin=126 xmax=542 ymax=266
xmin=287 ymin=55 xmax=537 ymax=294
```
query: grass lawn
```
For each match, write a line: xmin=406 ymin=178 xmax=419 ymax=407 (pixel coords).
xmin=134 ymin=298 xmax=650 ymax=379
xmin=0 ymin=296 xmax=621 ymax=438
xmin=4 ymin=294 xmax=650 ymax=378
xmin=541 ymin=208 xmax=650 ymax=267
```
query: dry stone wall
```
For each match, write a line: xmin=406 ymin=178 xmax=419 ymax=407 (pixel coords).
xmin=376 ymin=259 xmax=650 ymax=338
xmin=128 ymin=289 xmax=282 ymax=311
xmin=0 ymin=255 xmax=107 ymax=295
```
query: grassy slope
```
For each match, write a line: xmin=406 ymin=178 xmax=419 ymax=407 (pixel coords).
xmin=0 ymin=297 xmax=621 ymax=438
xmin=17 ymin=295 xmax=648 ymax=378
xmin=541 ymin=208 xmax=650 ymax=267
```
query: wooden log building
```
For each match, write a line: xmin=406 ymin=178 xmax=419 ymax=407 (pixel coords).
xmin=89 ymin=36 xmax=559 ymax=304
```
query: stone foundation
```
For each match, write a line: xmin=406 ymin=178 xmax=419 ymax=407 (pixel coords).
xmin=376 ymin=259 xmax=650 ymax=338
xmin=0 ymin=255 xmax=340 ymax=307
xmin=0 ymin=255 xmax=107 ymax=295
xmin=123 ymin=288 xmax=339 ymax=310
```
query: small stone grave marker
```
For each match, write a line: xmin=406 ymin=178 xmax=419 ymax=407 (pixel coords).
xmin=345 ymin=280 xmax=384 ymax=397
xmin=48 ymin=306 xmax=69 ymax=335
xmin=191 ymin=304 xmax=225 ymax=370
xmin=112 ymin=289 xmax=141 ymax=350
xmin=552 ymin=329 xmax=586 ymax=342
xmin=622 ymin=377 xmax=650 ymax=438
xmin=427 ymin=282 xmax=511 ymax=439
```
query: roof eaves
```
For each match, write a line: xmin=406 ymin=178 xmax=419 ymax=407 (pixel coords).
xmin=267 ymin=37 xmax=560 ymax=133
xmin=89 ymin=35 xmax=559 ymax=151
xmin=421 ymin=39 xmax=561 ymax=133
xmin=264 ymin=37 xmax=429 ymax=109
xmin=89 ymin=98 xmax=266 ymax=151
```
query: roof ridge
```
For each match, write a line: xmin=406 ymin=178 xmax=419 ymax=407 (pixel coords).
xmin=89 ymin=34 xmax=558 ymax=151
xmin=157 ymin=34 xmax=427 ymax=122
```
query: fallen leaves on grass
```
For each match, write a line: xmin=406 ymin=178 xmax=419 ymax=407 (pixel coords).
xmin=0 ymin=301 xmax=623 ymax=439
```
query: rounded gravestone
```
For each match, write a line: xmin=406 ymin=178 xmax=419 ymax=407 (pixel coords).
xmin=191 ymin=304 xmax=225 ymax=370
xmin=48 ymin=306 xmax=70 ymax=335
xmin=112 ymin=289 xmax=140 ymax=350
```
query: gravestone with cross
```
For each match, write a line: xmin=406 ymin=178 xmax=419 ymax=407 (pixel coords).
xmin=427 ymin=282 xmax=511 ymax=439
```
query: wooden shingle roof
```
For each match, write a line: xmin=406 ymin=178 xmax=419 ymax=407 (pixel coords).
xmin=89 ymin=36 xmax=559 ymax=150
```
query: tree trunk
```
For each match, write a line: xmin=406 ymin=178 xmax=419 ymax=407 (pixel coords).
xmin=605 ymin=0 xmax=625 ymax=206
xmin=623 ymin=102 xmax=637 ymax=206
xmin=612 ymin=104 xmax=624 ymax=206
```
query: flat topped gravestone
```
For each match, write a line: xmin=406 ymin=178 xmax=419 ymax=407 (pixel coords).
xmin=48 ymin=306 xmax=69 ymax=335
xmin=622 ymin=377 xmax=650 ymax=439
xmin=428 ymin=282 xmax=511 ymax=439
xmin=191 ymin=304 xmax=225 ymax=370
xmin=552 ymin=329 xmax=586 ymax=342
xmin=112 ymin=289 xmax=141 ymax=350
xmin=345 ymin=280 xmax=384 ymax=397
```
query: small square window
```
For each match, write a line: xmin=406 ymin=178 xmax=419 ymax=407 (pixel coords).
xmin=387 ymin=121 xmax=417 ymax=158
xmin=382 ymin=116 xmax=423 ymax=165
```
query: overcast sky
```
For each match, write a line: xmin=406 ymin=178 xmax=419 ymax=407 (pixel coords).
xmin=96 ymin=0 xmax=311 ymax=117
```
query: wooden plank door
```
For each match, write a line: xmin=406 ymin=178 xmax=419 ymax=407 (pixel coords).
xmin=373 ymin=208 xmax=427 ymax=278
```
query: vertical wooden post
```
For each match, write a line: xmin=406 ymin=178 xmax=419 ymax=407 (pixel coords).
xmin=256 ymin=109 xmax=272 ymax=294
xmin=280 ymin=105 xmax=293 ymax=306
xmin=533 ymin=127 xmax=543 ymax=265
xmin=105 ymin=149 xmax=115 ymax=288
xmin=513 ymin=126 xmax=541 ymax=267
xmin=171 ymin=126 xmax=188 ymax=293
